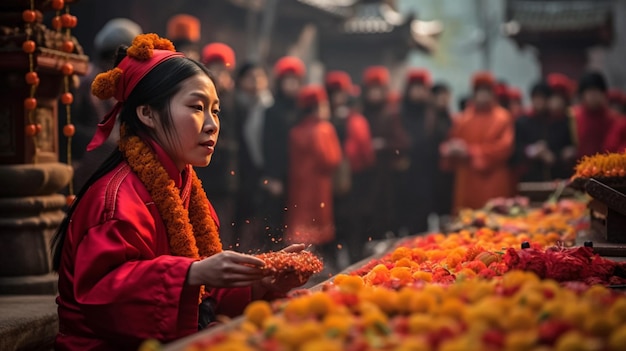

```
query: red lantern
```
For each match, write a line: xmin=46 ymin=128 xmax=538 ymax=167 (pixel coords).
xmin=24 ymin=97 xmax=37 ymax=111
xmin=22 ymin=40 xmax=36 ymax=54
xmin=51 ymin=0 xmax=65 ymax=10
xmin=61 ymin=40 xmax=74 ymax=53
xmin=24 ymin=124 xmax=37 ymax=136
xmin=63 ymin=124 xmax=75 ymax=137
xmin=61 ymin=63 xmax=74 ymax=76
xmin=51 ymin=16 xmax=62 ymax=30
xmin=25 ymin=72 xmax=39 ymax=85
xmin=61 ymin=92 xmax=73 ymax=105
xmin=22 ymin=10 xmax=36 ymax=23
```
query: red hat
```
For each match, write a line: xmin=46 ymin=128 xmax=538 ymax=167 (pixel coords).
xmin=406 ymin=68 xmax=431 ymax=87
xmin=508 ymin=87 xmax=522 ymax=102
xmin=472 ymin=71 xmax=496 ymax=90
xmin=202 ymin=42 xmax=236 ymax=70
xmin=362 ymin=66 xmax=390 ymax=87
xmin=547 ymin=73 xmax=575 ymax=100
xmin=607 ymin=88 xmax=625 ymax=104
xmin=325 ymin=70 xmax=353 ymax=92
xmin=297 ymin=84 xmax=328 ymax=109
xmin=495 ymin=82 xmax=509 ymax=100
xmin=166 ymin=14 xmax=200 ymax=42
xmin=274 ymin=56 xmax=306 ymax=78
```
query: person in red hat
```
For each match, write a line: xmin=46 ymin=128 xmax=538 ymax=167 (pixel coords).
xmin=325 ymin=70 xmax=374 ymax=263
xmin=441 ymin=71 xmax=515 ymax=212
xmin=359 ymin=66 xmax=409 ymax=237
xmin=166 ymin=14 xmax=201 ymax=61
xmin=512 ymin=78 xmax=576 ymax=182
xmin=259 ymin=56 xmax=307 ymax=242
xmin=51 ymin=34 xmax=306 ymax=351
xmin=607 ymin=88 xmax=626 ymax=115
xmin=285 ymin=85 xmax=342 ymax=261
xmin=431 ymin=82 xmax=455 ymax=216
xmin=572 ymin=71 xmax=619 ymax=157
xmin=196 ymin=42 xmax=238 ymax=248
xmin=397 ymin=68 xmax=438 ymax=234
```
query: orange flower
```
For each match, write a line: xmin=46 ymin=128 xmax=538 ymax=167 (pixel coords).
xmin=91 ymin=67 xmax=122 ymax=100
xmin=127 ymin=33 xmax=175 ymax=60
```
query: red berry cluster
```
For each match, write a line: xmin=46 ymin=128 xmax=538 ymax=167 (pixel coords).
xmin=256 ymin=251 xmax=324 ymax=280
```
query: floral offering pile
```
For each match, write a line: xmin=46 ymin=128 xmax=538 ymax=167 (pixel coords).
xmin=195 ymin=272 xmax=626 ymax=351
xmin=256 ymin=251 xmax=324 ymax=281
xmin=169 ymin=198 xmax=626 ymax=351
xmin=572 ymin=152 xmax=626 ymax=180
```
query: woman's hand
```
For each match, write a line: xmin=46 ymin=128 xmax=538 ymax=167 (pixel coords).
xmin=252 ymin=244 xmax=309 ymax=299
xmin=187 ymin=251 xmax=266 ymax=288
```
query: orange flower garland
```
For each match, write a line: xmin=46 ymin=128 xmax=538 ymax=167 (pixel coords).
xmin=118 ymin=126 xmax=222 ymax=298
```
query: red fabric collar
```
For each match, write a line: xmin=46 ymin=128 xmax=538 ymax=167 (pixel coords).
xmin=87 ymin=50 xmax=185 ymax=151
xmin=145 ymin=137 xmax=184 ymax=188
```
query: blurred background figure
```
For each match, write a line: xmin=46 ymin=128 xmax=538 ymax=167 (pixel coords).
xmin=285 ymin=85 xmax=342 ymax=270
xmin=166 ymin=14 xmax=201 ymax=61
xmin=234 ymin=62 xmax=273 ymax=251
xmin=261 ymin=56 xmax=307 ymax=243
xmin=512 ymin=78 xmax=576 ymax=182
xmin=398 ymin=68 xmax=435 ymax=235
xmin=507 ymin=87 xmax=524 ymax=119
xmin=605 ymin=88 xmax=626 ymax=153
xmin=69 ymin=18 xmax=142 ymax=191
xmin=360 ymin=66 xmax=409 ymax=238
xmin=198 ymin=42 xmax=238 ymax=249
xmin=572 ymin=71 xmax=619 ymax=158
xmin=441 ymin=72 xmax=514 ymax=212
xmin=431 ymin=82 xmax=455 ymax=217
xmin=325 ymin=70 xmax=374 ymax=264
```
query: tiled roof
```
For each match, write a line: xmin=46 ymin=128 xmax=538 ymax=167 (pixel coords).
xmin=507 ymin=0 xmax=613 ymax=32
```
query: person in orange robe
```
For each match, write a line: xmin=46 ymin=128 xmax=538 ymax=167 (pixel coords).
xmin=441 ymin=72 xmax=515 ymax=212
xmin=285 ymin=85 xmax=342 ymax=248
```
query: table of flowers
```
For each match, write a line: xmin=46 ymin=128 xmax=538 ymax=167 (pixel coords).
xmin=147 ymin=202 xmax=624 ymax=351
xmin=150 ymin=153 xmax=626 ymax=351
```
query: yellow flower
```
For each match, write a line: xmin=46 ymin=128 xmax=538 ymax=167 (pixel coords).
xmin=609 ymin=325 xmax=626 ymax=351
xmin=437 ymin=298 xmax=466 ymax=320
xmin=503 ymin=307 xmax=535 ymax=331
xmin=395 ymin=337 xmax=431 ymax=351
xmin=323 ymin=314 xmax=353 ymax=337
xmin=392 ymin=247 xmax=413 ymax=262
xmin=412 ymin=271 xmax=433 ymax=283
xmin=335 ymin=274 xmax=364 ymax=293
xmin=409 ymin=291 xmax=437 ymax=314
xmin=608 ymin=297 xmax=626 ymax=324
xmin=365 ymin=287 xmax=398 ymax=314
xmin=583 ymin=314 xmax=617 ymax=338
xmin=283 ymin=297 xmax=309 ymax=320
xmin=307 ymin=292 xmax=334 ymax=317
xmin=554 ymin=331 xmax=593 ymax=351
xmin=243 ymin=300 xmax=272 ymax=328
xmin=390 ymin=266 xmax=413 ymax=285
xmin=505 ymin=330 xmax=538 ymax=351
xmin=301 ymin=338 xmax=343 ymax=351
xmin=408 ymin=314 xmax=433 ymax=334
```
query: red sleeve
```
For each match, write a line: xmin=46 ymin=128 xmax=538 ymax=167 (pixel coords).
xmin=345 ymin=114 xmax=375 ymax=172
xmin=205 ymin=287 xmax=252 ymax=318
xmin=72 ymin=219 xmax=199 ymax=343
xmin=468 ymin=112 xmax=514 ymax=171
xmin=314 ymin=122 xmax=342 ymax=173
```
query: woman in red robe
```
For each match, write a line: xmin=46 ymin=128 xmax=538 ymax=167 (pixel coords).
xmin=285 ymin=85 xmax=342 ymax=247
xmin=51 ymin=34 xmax=305 ymax=351
xmin=441 ymin=72 xmax=515 ymax=212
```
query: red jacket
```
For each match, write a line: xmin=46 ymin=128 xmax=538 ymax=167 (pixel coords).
xmin=55 ymin=139 xmax=251 ymax=351
xmin=572 ymin=105 xmax=618 ymax=157
xmin=285 ymin=117 xmax=342 ymax=245
xmin=343 ymin=112 xmax=375 ymax=173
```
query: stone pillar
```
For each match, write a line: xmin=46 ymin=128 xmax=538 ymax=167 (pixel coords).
xmin=0 ymin=1 xmax=87 ymax=295
xmin=0 ymin=163 xmax=72 ymax=294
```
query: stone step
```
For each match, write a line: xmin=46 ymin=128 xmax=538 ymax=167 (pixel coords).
xmin=0 ymin=295 xmax=57 ymax=351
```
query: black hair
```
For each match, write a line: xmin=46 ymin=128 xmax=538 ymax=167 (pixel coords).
xmin=51 ymin=46 xmax=213 ymax=271
xmin=431 ymin=82 xmax=450 ymax=96
xmin=530 ymin=81 xmax=552 ymax=98
xmin=578 ymin=71 xmax=608 ymax=95
xmin=458 ymin=96 xmax=470 ymax=111
xmin=235 ymin=61 xmax=262 ymax=87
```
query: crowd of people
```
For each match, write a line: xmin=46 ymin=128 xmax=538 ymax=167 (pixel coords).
xmin=69 ymin=16 xmax=626 ymax=270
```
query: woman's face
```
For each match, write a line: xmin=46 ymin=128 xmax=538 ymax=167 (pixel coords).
xmin=407 ymin=84 xmax=429 ymax=103
xmin=548 ymin=95 xmax=566 ymax=116
xmin=152 ymin=73 xmax=220 ymax=170
xmin=280 ymin=75 xmax=302 ymax=98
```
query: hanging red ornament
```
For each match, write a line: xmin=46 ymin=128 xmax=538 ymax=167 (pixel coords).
xmin=51 ymin=16 xmax=62 ymax=30
xmin=61 ymin=92 xmax=73 ymax=105
xmin=22 ymin=40 xmax=36 ymax=54
xmin=61 ymin=63 xmax=74 ymax=75
xmin=61 ymin=40 xmax=74 ymax=53
xmin=60 ymin=13 xmax=73 ymax=28
xmin=25 ymin=72 xmax=39 ymax=85
xmin=63 ymin=124 xmax=75 ymax=137
xmin=69 ymin=15 xmax=78 ymax=28
xmin=25 ymin=124 xmax=37 ymax=137
xmin=51 ymin=0 xmax=65 ymax=10
xmin=24 ymin=97 xmax=37 ymax=111
xmin=22 ymin=10 xmax=36 ymax=23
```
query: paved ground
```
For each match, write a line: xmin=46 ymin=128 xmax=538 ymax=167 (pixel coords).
xmin=0 ymin=295 xmax=57 ymax=351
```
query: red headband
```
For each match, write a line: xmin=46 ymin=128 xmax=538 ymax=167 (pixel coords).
xmin=87 ymin=49 xmax=184 ymax=151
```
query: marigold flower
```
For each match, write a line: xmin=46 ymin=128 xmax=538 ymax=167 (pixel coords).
xmin=244 ymin=300 xmax=272 ymax=327
xmin=91 ymin=67 xmax=122 ymax=100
